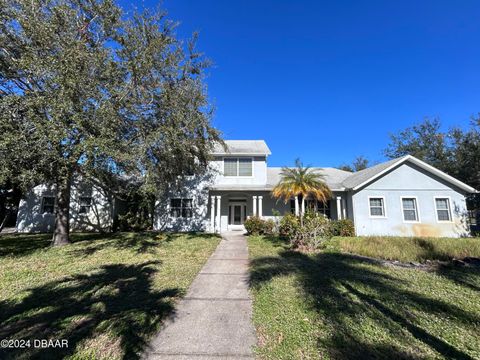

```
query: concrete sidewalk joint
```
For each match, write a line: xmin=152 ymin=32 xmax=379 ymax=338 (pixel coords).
xmin=143 ymin=231 xmax=256 ymax=360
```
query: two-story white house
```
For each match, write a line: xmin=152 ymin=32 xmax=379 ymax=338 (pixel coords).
xmin=16 ymin=140 xmax=477 ymax=237
xmin=154 ymin=140 xmax=476 ymax=237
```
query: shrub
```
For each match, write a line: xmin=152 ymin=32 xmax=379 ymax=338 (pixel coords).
xmin=279 ymin=213 xmax=300 ymax=239
xmin=244 ymin=216 xmax=275 ymax=235
xmin=330 ymin=219 xmax=355 ymax=237
xmin=291 ymin=213 xmax=332 ymax=251
xmin=263 ymin=219 xmax=276 ymax=235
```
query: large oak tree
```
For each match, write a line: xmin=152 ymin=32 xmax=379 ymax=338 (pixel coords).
xmin=0 ymin=0 xmax=220 ymax=245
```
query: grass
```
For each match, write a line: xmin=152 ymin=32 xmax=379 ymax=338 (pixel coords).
xmin=327 ymin=236 xmax=480 ymax=263
xmin=0 ymin=231 xmax=220 ymax=360
xmin=248 ymin=235 xmax=480 ymax=360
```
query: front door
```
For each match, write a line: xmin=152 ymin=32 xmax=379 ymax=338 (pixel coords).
xmin=229 ymin=202 xmax=246 ymax=225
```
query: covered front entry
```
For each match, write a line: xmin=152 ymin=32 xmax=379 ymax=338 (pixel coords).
xmin=228 ymin=200 xmax=247 ymax=227
xmin=209 ymin=191 xmax=271 ymax=233
xmin=208 ymin=190 xmax=347 ymax=233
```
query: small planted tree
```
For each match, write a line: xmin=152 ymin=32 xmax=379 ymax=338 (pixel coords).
xmin=272 ymin=159 xmax=332 ymax=225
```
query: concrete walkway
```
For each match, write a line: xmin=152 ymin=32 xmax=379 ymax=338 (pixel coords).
xmin=144 ymin=231 xmax=256 ymax=360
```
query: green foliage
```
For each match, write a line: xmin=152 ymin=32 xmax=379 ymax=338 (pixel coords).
xmin=330 ymin=219 xmax=355 ymax=237
xmin=272 ymin=159 xmax=332 ymax=216
xmin=384 ymin=116 xmax=480 ymax=190
xmin=248 ymin=235 xmax=480 ymax=359
xmin=291 ymin=212 xmax=332 ymax=251
xmin=338 ymin=156 xmax=370 ymax=172
xmin=244 ymin=216 xmax=275 ymax=236
xmin=0 ymin=0 xmax=221 ymax=243
xmin=278 ymin=213 xmax=300 ymax=239
xmin=0 ymin=232 xmax=220 ymax=359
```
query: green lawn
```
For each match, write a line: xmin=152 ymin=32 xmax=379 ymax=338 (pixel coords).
xmin=0 ymin=232 xmax=220 ymax=360
xmin=249 ymin=235 xmax=480 ymax=360
xmin=328 ymin=236 xmax=480 ymax=263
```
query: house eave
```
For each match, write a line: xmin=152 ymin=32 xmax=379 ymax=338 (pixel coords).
xmin=351 ymin=155 xmax=477 ymax=193
xmin=211 ymin=152 xmax=271 ymax=157
xmin=209 ymin=185 xmax=347 ymax=192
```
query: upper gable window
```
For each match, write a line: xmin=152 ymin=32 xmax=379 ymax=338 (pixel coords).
xmin=224 ymin=158 xmax=252 ymax=177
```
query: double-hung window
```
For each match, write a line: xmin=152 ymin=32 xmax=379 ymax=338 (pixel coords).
xmin=41 ymin=196 xmax=55 ymax=214
xmin=402 ymin=197 xmax=419 ymax=222
xmin=435 ymin=197 xmax=452 ymax=222
xmin=170 ymin=198 xmax=193 ymax=218
xmin=223 ymin=158 xmax=252 ymax=176
xmin=79 ymin=197 xmax=92 ymax=214
xmin=369 ymin=197 xmax=385 ymax=217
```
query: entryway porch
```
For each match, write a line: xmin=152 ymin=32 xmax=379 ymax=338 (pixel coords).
xmin=208 ymin=191 xmax=278 ymax=233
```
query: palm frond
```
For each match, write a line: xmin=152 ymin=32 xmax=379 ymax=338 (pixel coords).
xmin=271 ymin=159 xmax=332 ymax=204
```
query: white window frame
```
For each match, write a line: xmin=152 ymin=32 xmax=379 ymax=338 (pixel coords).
xmin=400 ymin=196 xmax=420 ymax=223
xmin=169 ymin=198 xmax=194 ymax=218
xmin=368 ymin=196 xmax=387 ymax=218
xmin=41 ymin=196 xmax=56 ymax=214
xmin=434 ymin=196 xmax=453 ymax=223
xmin=79 ymin=196 xmax=93 ymax=215
xmin=222 ymin=157 xmax=254 ymax=178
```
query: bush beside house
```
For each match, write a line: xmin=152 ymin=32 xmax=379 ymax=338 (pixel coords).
xmin=244 ymin=216 xmax=275 ymax=235
xmin=247 ymin=213 xmax=355 ymax=251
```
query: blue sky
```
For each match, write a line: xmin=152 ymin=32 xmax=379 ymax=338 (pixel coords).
xmin=119 ymin=0 xmax=480 ymax=167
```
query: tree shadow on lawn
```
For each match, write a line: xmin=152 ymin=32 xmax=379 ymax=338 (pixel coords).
xmin=436 ymin=264 xmax=480 ymax=293
xmin=0 ymin=261 xmax=180 ymax=360
xmin=250 ymin=245 xmax=478 ymax=359
xmin=0 ymin=232 xmax=111 ymax=258
xmin=69 ymin=232 xmax=220 ymax=258
xmin=0 ymin=231 xmax=219 ymax=258
xmin=0 ymin=233 xmax=52 ymax=257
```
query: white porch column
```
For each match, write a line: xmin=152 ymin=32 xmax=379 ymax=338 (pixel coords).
xmin=258 ymin=196 xmax=263 ymax=218
xmin=216 ymin=195 xmax=221 ymax=233
xmin=342 ymin=198 xmax=347 ymax=219
xmin=210 ymin=196 xmax=215 ymax=232
xmin=294 ymin=196 xmax=299 ymax=216
xmin=336 ymin=196 xmax=342 ymax=220
xmin=252 ymin=196 xmax=257 ymax=217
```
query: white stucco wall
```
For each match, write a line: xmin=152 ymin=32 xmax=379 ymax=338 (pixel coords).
xmin=352 ymin=163 xmax=470 ymax=238
xmin=16 ymin=180 xmax=114 ymax=233
xmin=210 ymin=156 xmax=267 ymax=186
xmin=154 ymin=171 xmax=216 ymax=232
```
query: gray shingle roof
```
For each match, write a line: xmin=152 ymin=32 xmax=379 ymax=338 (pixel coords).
xmin=341 ymin=156 xmax=408 ymax=189
xmin=212 ymin=140 xmax=271 ymax=156
xmin=266 ymin=167 xmax=353 ymax=190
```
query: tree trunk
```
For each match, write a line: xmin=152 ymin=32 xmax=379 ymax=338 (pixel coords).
xmin=52 ymin=173 xmax=72 ymax=246
xmin=300 ymin=196 xmax=305 ymax=226
xmin=0 ymin=213 xmax=8 ymax=232
xmin=294 ymin=196 xmax=299 ymax=216
xmin=149 ymin=195 xmax=156 ymax=230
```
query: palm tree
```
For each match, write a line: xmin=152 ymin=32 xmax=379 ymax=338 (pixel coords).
xmin=272 ymin=159 xmax=332 ymax=224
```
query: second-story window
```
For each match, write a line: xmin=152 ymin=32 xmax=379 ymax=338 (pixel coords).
xmin=224 ymin=158 xmax=252 ymax=176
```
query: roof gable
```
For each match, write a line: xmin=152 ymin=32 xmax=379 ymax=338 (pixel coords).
xmin=342 ymin=155 xmax=476 ymax=193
